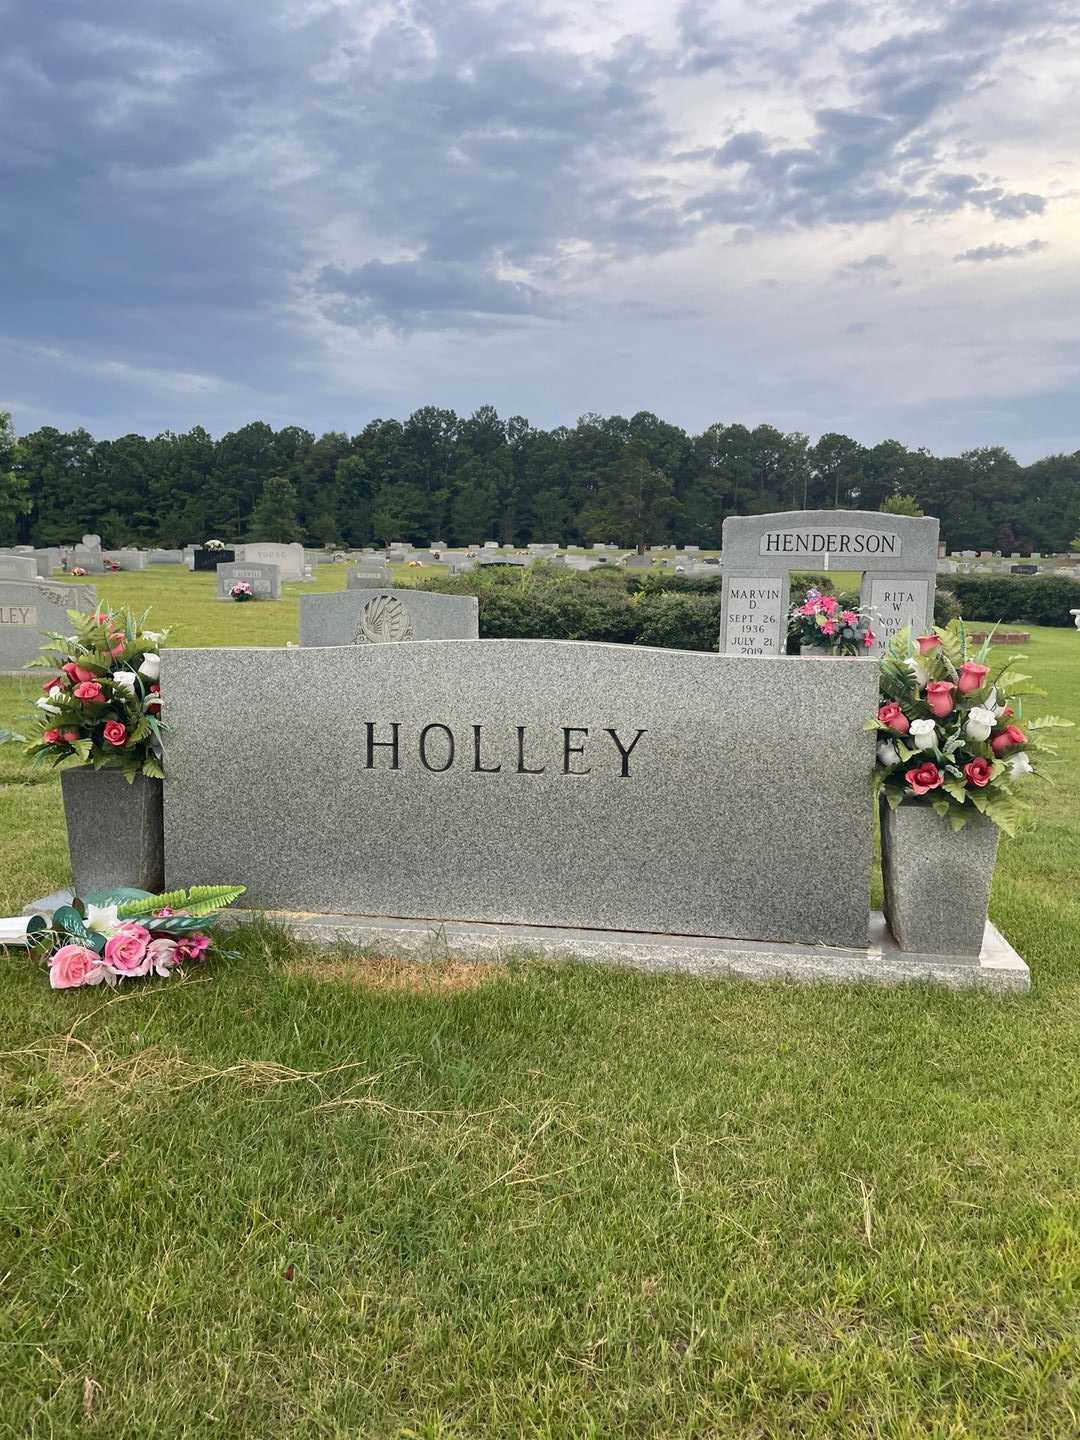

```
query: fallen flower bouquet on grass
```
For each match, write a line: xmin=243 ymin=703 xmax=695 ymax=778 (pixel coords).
xmin=38 ymin=885 xmax=246 ymax=989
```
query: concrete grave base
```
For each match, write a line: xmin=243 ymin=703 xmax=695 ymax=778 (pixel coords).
xmin=23 ymin=891 xmax=1027 ymax=994
xmin=220 ymin=910 xmax=1028 ymax=991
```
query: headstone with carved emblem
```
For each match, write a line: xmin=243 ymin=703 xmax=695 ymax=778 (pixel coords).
xmin=298 ymin=589 xmax=478 ymax=647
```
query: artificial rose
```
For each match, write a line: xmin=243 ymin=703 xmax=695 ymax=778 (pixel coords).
xmin=820 ymin=595 xmax=839 ymax=614
xmin=906 ymin=762 xmax=944 ymax=795
xmin=1010 ymin=751 xmax=1034 ymax=778
xmin=61 ymin=729 xmax=78 ymax=742
xmin=35 ymin=697 xmax=60 ymax=714
xmin=907 ymin=656 xmax=931 ymax=688
xmin=73 ymin=681 xmax=104 ymax=702
xmin=108 ymin=631 xmax=127 ymax=657
xmin=146 ymin=937 xmax=180 ymax=977
xmin=909 ymin=718 xmax=937 ymax=750
xmin=50 ymin=944 xmax=106 ymax=990
xmin=957 ymin=662 xmax=990 ymax=694
xmin=963 ymin=757 xmax=993 ymax=788
xmin=102 ymin=720 xmax=128 ymax=747
xmin=965 ymin=706 xmax=996 ymax=743
xmin=799 ymin=601 xmax=817 ymax=617
xmin=925 ymin=681 xmax=956 ymax=718
xmin=863 ymin=629 xmax=876 ymax=648
xmin=41 ymin=676 xmax=62 ymax=693
xmin=991 ymin=724 xmax=1027 ymax=756
xmin=138 ymin=653 xmax=161 ymax=681
xmin=877 ymin=740 xmax=901 ymax=767
xmin=42 ymin=728 xmax=61 ymax=744
xmin=841 ymin=609 xmax=858 ymax=626
xmin=820 ymin=620 xmax=837 ymax=636
xmin=175 ymin=933 xmax=212 ymax=963
xmin=146 ymin=683 xmax=161 ymax=715
xmin=878 ymin=702 xmax=910 ymax=735
xmin=915 ymin=634 xmax=941 ymax=655
xmin=63 ymin=662 xmax=96 ymax=683
xmin=112 ymin=670 xmax=138 ymax=694
xmin=102 ymin=922 xmax=152 ymax=976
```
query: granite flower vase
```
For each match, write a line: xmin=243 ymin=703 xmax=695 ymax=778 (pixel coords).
xmin=60 ymin=770 xmax=165 ymax=896
xmin=880 ymin=797 xmax=999 ymax=957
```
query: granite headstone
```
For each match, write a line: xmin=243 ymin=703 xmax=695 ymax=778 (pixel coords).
xmin=719 ymin=510 xmax=939 ymax=657
xmin=298 ymin=589 xmax=479 ymax=646
xmin=217 ymin=561 xmax=282 ymax=600
xmin=0 ymin=579 xmax=98 ymax=673
xmin=162 ymin=642 xmax=878 ymax=948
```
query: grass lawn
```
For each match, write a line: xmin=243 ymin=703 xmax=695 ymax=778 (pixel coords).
xmin=2 ymin=569 xmax=1080 ymax=1437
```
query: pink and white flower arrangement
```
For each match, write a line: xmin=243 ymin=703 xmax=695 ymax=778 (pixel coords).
xmin=3 ymin=607 xmax=167 ymax=781
xmin=788 ymin=587 xmax=877 ymax=656
xmin=230 ymin=580 xmax=254 ymax=602
xmin=43 ymin=885 xmax=245 ymax=990
xmin=872 ymin=621 xmax=1072 ymax=833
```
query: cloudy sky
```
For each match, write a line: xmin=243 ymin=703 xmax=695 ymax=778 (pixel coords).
xmin=2 ymin=0 xmax=1078 ymax=458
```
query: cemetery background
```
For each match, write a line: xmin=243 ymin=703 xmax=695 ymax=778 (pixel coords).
xmin=2 ymin=559 xmax=1080 ymax=1435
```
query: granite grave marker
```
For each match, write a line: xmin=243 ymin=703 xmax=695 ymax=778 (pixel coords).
xmin=299 ymin=589 xmax=479 ymax=646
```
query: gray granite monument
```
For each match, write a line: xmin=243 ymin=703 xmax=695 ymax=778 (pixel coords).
xmin=719 ymin=510 xmax=939 ymax=657
xmin=0 ymin=579 xmax=98 ymax=673
xmin=298 ymin=589 xmax=479 ymax=646
xmin=163 ymin=641 xmax=877 ymax=949
xmin=347 ymin=563 xmax=394 ymax=588
xmin=217 ymin=561 xmax=282 ymax=601
xmin=0 ymin=555 xmax=40 ymax=582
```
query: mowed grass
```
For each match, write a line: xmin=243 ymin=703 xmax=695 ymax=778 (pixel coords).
xmin=2 ymin=568 xmax=1080 ymax=1437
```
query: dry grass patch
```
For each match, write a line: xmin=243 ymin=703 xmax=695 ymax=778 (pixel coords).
xmin=285 ymin=949 xmax=502 ymax=994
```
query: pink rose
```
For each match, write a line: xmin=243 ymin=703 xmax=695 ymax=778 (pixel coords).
xmin=957 ymin=662 xmax=990 ymax=694
xmin=146 ymin=937 xmax=180 ymax=977
xmin=878 ymin=703 xmax=909 ymax=734
xmin=964 ymin=758 xmax=993 ymax=788
xmin=64 ymin=662 xmax=96 ymax=683
xmin=62 ymin=729 xmax=79 ymax=743
xmin=915 ymin=635 xmax=940 ymax=655
xmin=103 ymin=922 xmax=152 ymax=977
xmin=73 ymin=681 xmax=104 ymax=702
xmin=991 ymin=724 xmax=1027 ymax=756
xmin=50 ymin=944 xmax=106 ymax=990
xmin=176 ymin=933 xmax=212 ymax=963
xmin=42 ymin=728 xmax=61 ymax=744
xmin=102 ymin=720 xmax=128 ymax=747
xmin=926 ymin=681 xmax=956 ymax=718
xmin=905 ymin=762 xmax=944 ymax=796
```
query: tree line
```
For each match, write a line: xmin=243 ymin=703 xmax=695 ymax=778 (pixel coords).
xmin=3 ymin=407 xmax=1079 ymax=552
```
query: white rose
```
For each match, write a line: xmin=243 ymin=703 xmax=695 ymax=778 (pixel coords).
xmin=35 ymin=697 xmax=60 ymax=713
xmin=877 ymin=741 xmax=901 ymax=767
xmin=112 ymin=670 xmax=137 ymax=694
xmin=965 ymin=706 xmax=996 ymax=743
xmin=47 ymin=685 xmax=63 ymax=700
xmin=138 ymin=653 xmax=161 ymax=680
xmin=1010 ymin=752 xmax=1034 ymax=779
xmin=909 ymin=718 xmax=937 ymax=750
xmin=906 ymin=656 xmax=931 ymax=688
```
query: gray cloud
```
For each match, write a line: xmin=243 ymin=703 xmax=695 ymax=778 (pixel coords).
xmin=0 ymin=0 xmax=1076 ymax=457
xmin=954 ymin=239 xmax=1050 ymax=262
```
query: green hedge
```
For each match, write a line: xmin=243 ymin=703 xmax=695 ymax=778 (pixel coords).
xmin=417 ymin=565 xmax=722 ymax=650
xmin=946 ymin=575 xmax=1080 ymax=627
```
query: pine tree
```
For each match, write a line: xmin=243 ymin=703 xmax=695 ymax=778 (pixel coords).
xmin=247 ymin=475 xmax=301 ymax=541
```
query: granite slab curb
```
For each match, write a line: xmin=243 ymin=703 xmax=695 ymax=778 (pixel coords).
xmin=230 ymin=909 xmax=1028 ymax=993
xmin=15 ymin=895 xmax=1031 ymax=992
